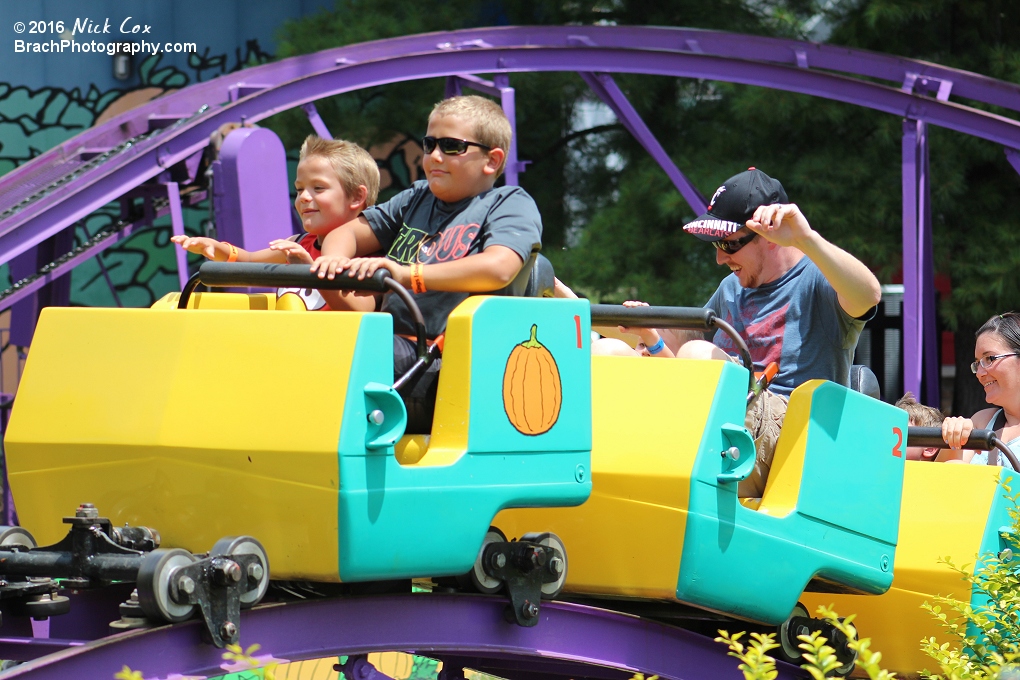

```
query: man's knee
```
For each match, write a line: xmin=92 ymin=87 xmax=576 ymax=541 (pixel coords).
xmin=676 ymin=339 xmax=730 ymax=361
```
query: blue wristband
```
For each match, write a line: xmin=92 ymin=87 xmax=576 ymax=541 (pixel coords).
xmin=647 ymin=337 xmax=666 ymax=355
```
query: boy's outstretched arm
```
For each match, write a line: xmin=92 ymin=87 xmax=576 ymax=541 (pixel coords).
xmin=309 ymin=216 xmax=383 ymax=310
xmin=328 ymin=245 xmax=524 ymax=292
xmin=171 ymin=235 xmax=287 ymax=264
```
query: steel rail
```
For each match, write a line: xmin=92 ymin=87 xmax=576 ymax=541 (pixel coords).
xmin=3 ymin=45 xmax=1020 ymax=281
xmin=0 ymin=593 xmax=804 ymax=680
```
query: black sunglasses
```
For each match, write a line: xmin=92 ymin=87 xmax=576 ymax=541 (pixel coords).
xmin=712 ymin=231 xmax=758 ymax=254
xmin=422 ymin=136 xmax=492 ymax=156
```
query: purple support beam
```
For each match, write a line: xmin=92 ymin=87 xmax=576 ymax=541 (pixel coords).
xmin=302 ymin=103 xmax=333 ymax=140
xmin=902 ymin=119 xmax=940 ymax=406
xmin=8 ymin=45 xmax=1020 ymax=299
xmin=444 ymin=73 xmax=526 ymax=185
xmin=166 ymin=182 xmax=190 ymax=292
xmin=919 ymin=123 xmax=939 ymax=407
xmin=902 ymin=120 xmax=921 ymax=401
xmin=7 ymin=25 xmax=1020 ymax=221
xmin=0 ymin=594 xmax=804 ymax=680
xmin=444 ymin=75 xmax=462 ymax=99
xmin=579 ymin=71 xmax=707 ymax=216
xmin=1007 ymin=147 xmax=1020 ymax=176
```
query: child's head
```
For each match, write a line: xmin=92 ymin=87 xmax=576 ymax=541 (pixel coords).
xmin=895 ymin=392 xmax=945 ymax=460
xmin=424 ymin=95 xmax=511 ymax=202
xmin=295 ymin=136 xmax=380 ymax=237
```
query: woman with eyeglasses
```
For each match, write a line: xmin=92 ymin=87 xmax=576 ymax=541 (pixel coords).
xmin=940 ymin=312 xmax=1020 ymax=465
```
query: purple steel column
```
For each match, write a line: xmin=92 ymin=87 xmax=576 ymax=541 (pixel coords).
xmin=445 ymin=76 xmax=463 ymax=99
xmin=302 ymin=103 xmax=333 ymax=140
xmin=166 ymin=182 xmax=190 ymax=292
xmin=446 ymin=74 xmax=524 ymax=185
xmin=902 ymin=120 xmax=921 ymax=400
xmin=494 ymin=75 xmax=523 ymax=186
xmin=579 ymin=72 xmax=707 ymax=215
xmin=918 ymin=121 xmax=940 ymax=406
xmin=1006 ymin=147 xmax=1020 ymax=175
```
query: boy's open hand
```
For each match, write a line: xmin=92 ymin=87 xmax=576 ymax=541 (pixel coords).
xmin=618 ymin=300 xmax=658 ymax=346
xmin=171 ymin=235 xmax=220 ymax=260
xmin=268 ymin=239 xmax=314 ymax=265
xmin=342 ymin=257 xmax=408 ymax=286
xmin=310 ymin=255 xmax=353 ymax=280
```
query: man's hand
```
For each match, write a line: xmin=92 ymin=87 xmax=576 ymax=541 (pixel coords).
xmin=746 ymin=203 xmax=813 ymax=248
xmin=749 ymin=202 xmax=881 ymax=318
xmin=268 ymin=239 xmax=314 ymax=265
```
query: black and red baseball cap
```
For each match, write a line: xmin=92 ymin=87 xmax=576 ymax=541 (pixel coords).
xmin=682 ymin=168 xmax=788 ymax=242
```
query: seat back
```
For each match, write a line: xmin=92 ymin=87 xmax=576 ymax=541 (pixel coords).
xmin=494 ymin=250 xmax=554 ymax=298
xmin=849 ymin=364 xmax=881 ymax=400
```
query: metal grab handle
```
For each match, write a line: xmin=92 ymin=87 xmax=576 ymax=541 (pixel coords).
xmin=908 ymin=426 xmax=1020 ymax=471
xmin=177 ymin=262 xmax=432 ymax=369
xmin=589 ymin=304 xmax=754 ymax=387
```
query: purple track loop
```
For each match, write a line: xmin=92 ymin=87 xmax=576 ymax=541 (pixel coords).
xmin=0 ymin=594 xmax=805 ymax=680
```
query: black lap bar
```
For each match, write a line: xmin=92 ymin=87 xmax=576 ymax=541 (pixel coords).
xmin=589 ymin=304 xmax=716 ymax=330
xmin=589 ymin=304 xmax=753 ymax=387
xmin=178 ymin=263 xmax=430 ymax=369
xmin=195 ymin=262 xmax=390 ymax=292
xmin=908 ymin=426 xmax=1020 ymax=471
xmin=907 ymin=427 xmax=996 ymax=450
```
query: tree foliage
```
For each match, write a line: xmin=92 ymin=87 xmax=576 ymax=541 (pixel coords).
xmin=266 ymin=0 xmax=1020 ymax=408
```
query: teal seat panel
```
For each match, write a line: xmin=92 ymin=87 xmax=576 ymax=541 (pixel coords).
xmin=678 ymin=371 xmax=906 ymax=624
xmin=334 ymin=298 xmax=592 ymax=582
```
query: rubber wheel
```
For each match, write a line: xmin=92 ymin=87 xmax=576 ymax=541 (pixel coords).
xmin=136 ymin=548 xmax=198 ymax=622
xmin=23 ymin=594 xmax=70 ymax=618
xmin=520 ymin=532 xmax=567 ymax=599
xmin=210 ymin=536 xmax=270 ymax=607
xmin=461 ymin=527 xmax=506 ymax=595
xmin=776 ymin=602 xmax=809 ymax=664
xmin=832 ymin=618 xmax=858 ymax=677
xmin=0 ymin=526 xmax=36 ymax=549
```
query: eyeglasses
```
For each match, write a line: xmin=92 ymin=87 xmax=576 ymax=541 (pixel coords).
xmin=970 ymin=352 xmax=1020 ymax=374
xmin=712 ymin=232 xmax=758 ymax=254
xmin=422 ymin=136 xmax=492 ymax=156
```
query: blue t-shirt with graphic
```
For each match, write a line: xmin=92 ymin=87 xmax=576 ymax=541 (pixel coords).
xmin=705 ymin=257 xmax=872 ymax=396
xmin=363 ymin=180 xmax=542 ymax=338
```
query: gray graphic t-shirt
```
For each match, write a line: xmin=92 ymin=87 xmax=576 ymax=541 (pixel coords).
xmin=705 ymin=257 xmax=873 ymax=396
xmin=363 ymin=180 xmax=542 ymax=338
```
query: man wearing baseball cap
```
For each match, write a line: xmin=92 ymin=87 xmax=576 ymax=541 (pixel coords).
xmin=678 ymin=167 xmax=881 ymax=496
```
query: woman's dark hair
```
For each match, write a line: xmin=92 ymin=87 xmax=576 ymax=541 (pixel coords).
xmin=976 ymin=311 xmax=1020 ymax=353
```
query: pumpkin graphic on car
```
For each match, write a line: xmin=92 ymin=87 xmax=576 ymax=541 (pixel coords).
xmin=502 ymin=324 xmax=562 ymax=435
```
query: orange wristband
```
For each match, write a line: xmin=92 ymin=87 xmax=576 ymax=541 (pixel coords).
xmin=224 ymin=243 xmax=239 ymax=263
xmin=411 ymin=262 xmax=426 ymax=294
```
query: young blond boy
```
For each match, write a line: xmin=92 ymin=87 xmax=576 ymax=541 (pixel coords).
xmin=310 ymin=95 xmax=543 ymax=430
xmin=895 ymin=392 xmax=945 ymax=461
xmin=172 ymin=135 xmax=380 ymax=310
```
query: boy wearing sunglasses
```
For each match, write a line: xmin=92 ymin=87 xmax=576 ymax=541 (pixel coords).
xmin=677 ymin=167 xmax=881 ymax=496
xmin=310 ymin=95 xmax=542 ymax=431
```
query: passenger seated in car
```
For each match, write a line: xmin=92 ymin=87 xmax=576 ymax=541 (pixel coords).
xmin=172 ymin=135 xmax=380 ymax=311
xmin=310 ymin=95 xmax=543 ymax=432
xmin=895 ymin=392 xmax=945 ymax=461
xmin=940 ymin=312 xmax=1020 ymax=467
xmin=574 ymin=169 xmax=881 ymax=497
